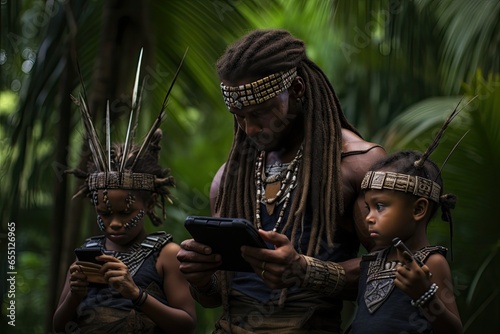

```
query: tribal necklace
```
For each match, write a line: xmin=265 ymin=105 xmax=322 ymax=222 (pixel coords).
xmin=255 ymin=145 xmax=303 ymax=231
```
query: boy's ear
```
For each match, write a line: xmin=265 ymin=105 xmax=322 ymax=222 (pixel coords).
xmin=413 ymin=198 xmax=429 ymax=221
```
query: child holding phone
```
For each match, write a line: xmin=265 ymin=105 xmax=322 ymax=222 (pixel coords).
xmin=53 ymin=131 xmax=196 ymax=334
xmin=53 ymin=52 xmax=196 ymax=333
xmin=350 ymin=150 xmax=463 ymax=334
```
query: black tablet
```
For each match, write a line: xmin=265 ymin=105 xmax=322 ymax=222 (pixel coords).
xmin=184 ymin=216 xmax=269 ymax=272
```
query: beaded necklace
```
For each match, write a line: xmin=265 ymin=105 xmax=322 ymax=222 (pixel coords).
xmin=255 ymin=146 xmax=303 ymax=231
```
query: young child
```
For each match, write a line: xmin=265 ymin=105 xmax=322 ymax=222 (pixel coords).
xmin=351 ymin=150 xmax=463 ymax=334
xmin=52 ymin=130 xmax=196 ymax=333
xmin=53 ymin=50 xmax=196 ymax=333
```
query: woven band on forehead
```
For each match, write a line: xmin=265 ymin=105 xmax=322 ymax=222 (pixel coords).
xmin=220 ymin=67 xmax=297 ymax=110
xmin=361 ymin=171 xmax=441 ymax=203
xmin=88 ymin=171 xmax=155 ymax=192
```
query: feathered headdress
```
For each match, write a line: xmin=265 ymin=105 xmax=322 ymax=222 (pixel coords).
xmin=67 ymin=48 xmax=187 ymax=224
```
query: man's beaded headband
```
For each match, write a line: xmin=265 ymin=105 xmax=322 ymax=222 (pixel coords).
xmin=361 ymin=171 xmax=441 ymax=203
xmin=220 ymin=67 xmax=297 ymax=110
xmin=88 ymin=172 xmax=155 ymax=192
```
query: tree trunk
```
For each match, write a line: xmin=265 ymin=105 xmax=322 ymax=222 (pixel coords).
xmin=48 ymin=0 xmax=153 ymax=332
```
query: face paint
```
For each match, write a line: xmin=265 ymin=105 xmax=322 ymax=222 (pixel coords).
xmin=91 ymin=191 xmax=99 ymax=206
xmin=103 ymin=189 xmax=114 ymax=214
xmin=125 ymin=192 xmax=136 ymax=213
xmin=123 ymin=209 xmax=146 ymax=230
xmin=97 ymin=215 xmax=106 ymax=231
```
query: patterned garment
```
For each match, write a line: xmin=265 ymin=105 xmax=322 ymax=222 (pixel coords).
xmin=214 ymin=289 xmax=342 ymax=334
xmin=350 ymin=245 xmax=447 ymax=334
xmin=73 ymin=232 xmax=172 ymax=333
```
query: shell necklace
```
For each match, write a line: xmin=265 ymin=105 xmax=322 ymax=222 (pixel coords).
xmin=255 ymin=145 xmax=303 ymax=231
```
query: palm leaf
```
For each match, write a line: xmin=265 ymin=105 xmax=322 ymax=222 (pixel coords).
xmin=379 ymin=73 xmax=500 ymax=333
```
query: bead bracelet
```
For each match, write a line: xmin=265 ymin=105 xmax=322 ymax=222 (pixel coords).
xmin=411 ymin=283 xmax=438 ymax=307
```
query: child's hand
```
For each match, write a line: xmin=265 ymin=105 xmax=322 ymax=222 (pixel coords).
xmin=69 ymin=263 xmax=89 ymax=298
xmin=97 ymin=255 xmax=140 ymax=301
xmin=394 ymin=250 xmax=433 ymax=300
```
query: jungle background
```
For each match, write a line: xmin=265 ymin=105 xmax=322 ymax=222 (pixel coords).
xmin=0 ymin=0 xmax=498 ymax=333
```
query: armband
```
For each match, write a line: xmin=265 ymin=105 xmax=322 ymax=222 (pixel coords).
xmin=301 ymin=256 xmax=346 ymax=295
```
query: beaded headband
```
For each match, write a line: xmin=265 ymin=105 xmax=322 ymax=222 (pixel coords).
xmin=220 ymin=67 xmax=297 ymax=109
xmin=88 ymin=172 xmax=156 ymax=192
xmin=361 ymin=171 xmax=441 ymax=203
xmin=360 ymin=97 xmax=475 ymax=205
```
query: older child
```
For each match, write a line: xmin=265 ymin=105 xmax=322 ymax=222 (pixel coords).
xmin=53 ymin=50 xmax=196 ymax=333
xmin=351 ymin=150 xmax=463 ymax=334
xmin=53 ymin=130 xmax=196 ymax=333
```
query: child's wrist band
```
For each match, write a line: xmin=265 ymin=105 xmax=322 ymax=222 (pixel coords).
xmin=132 ymin=287 xmax=148 ymax=307
xmin=411 ymin=283 xmax=438 ymax=307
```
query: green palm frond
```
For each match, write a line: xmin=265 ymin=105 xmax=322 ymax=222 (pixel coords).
xmin=0 ymin=1 xmax=101 ymax=221
xmin=430 ymin=0 xmax=500 ymax=93
xmin=378 ymin=72 xmax=500 ymax=333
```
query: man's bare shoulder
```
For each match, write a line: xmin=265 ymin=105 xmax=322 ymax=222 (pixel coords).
xmin=341 ymin=129 xmax=384 ymax=155
xmin=341 ymin=129 xmax=387 ymax=180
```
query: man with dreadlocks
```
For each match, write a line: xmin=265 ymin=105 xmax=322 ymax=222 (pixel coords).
xmin=177 ymin=29 xmax=386 ymax=333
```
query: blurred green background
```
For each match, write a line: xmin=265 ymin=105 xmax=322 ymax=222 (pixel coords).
xmin=1 ymin=0 xmax=498 ymax=333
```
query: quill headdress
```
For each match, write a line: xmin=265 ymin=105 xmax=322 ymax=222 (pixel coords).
xmin=71 ymin=48 xmax=187 ymax=194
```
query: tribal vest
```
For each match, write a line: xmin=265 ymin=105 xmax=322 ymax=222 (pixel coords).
xmin=75 ymin=232 xmax=172 ymax=333
xmin=351 ymin=245 xmax=447 ymax=334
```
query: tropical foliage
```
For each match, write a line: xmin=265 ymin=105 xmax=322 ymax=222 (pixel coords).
xmin=1 ymin=0 xmax=498 ymax=333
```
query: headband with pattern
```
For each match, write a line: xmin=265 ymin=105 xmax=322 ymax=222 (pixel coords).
xmin=87 ymin=172 xmax=156 ymax=192
xmin=361 ymin=171 xmax=441 ymax=203
xmin=361 ymin=98 xmax=473 ymax=261
xmin=220 ymin=67 xmax=297 ymax=110
xmin=361 ymin=97 xmax=473 ymax=205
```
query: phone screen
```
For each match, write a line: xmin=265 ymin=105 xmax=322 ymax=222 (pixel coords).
xmin=74 ymin=247 xmax=107 ymax=264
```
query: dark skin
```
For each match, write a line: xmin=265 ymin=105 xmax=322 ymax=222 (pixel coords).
xmin=53 ymin=189 xmax=196 ymax=334
xmin=177 ymin=74 xmax=386 ymax=307
xmin=365 ymin=188 xmax=463 ymax=333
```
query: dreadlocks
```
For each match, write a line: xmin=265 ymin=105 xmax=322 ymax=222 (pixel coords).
xmin=215 ymin=29 xmax=360 ymax=255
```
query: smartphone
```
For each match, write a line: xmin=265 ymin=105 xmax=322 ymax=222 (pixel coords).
xmin=392 ymin=237 xmax=425 ymax=267
xmin=184 ymin=216 xmax=269 ymax=272
xmin=74 ymin=247 xmax=111 ymax=265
